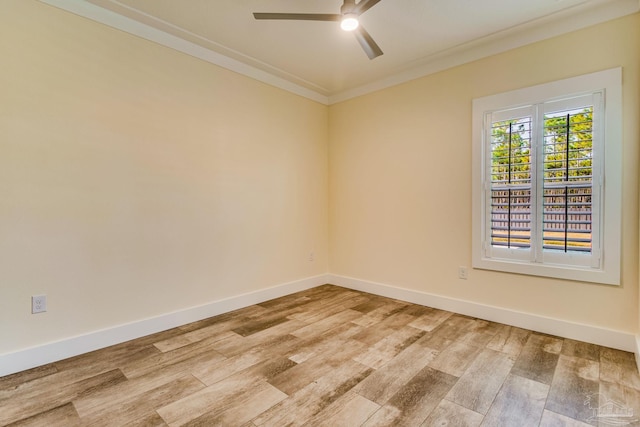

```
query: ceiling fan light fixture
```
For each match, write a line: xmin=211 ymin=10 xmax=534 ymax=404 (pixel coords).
xmin=253 ymin=0 xmax=384 ymax=59
xmin=340 ymin=14 xmax=359 ymax=31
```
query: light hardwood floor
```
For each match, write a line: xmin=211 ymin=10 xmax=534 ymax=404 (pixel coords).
xmin=2 ymin=285 xmax=640 ymax=426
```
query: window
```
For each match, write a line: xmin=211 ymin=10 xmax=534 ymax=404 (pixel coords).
xmin=472 ymin=68 xmax=621 ymax=285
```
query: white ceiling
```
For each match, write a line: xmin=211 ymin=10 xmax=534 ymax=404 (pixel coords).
xmin=41 ymin=0 xmax=639 ymax=104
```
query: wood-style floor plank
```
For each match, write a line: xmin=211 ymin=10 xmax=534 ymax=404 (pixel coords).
xmin=304 ymin=391 xmax=380 ymax=427
xmin=78 ymin=374 xmax=205 ymax=426
xmin=414 ymin=314 xmax=477 ymax=351
xmin=600 ymin=347 xmax=640 ymax=390
xmin=287 ymin=290 xmax=367 ymax=324
xmin=191 ymin=334 xmax=299 ymax=386
xmin=179 ymin=381 xmax=287 ymax=427
xmin=354 ymin=341 xmax=440 ymax=405
xmin=290 ymin=308 xmax=363 ymax=341
xmin=208 ymin=319 xmax=306 ymax=357
xmin=361 ymin=366 xmax=458 ymax=426
xmin=446 ymin=348 xmax=516 ymax=414
xmin=286 ymin=321 xmax=364 ymax=364
xmin=154 ymin=318 xmax=245 ymax=353
xmin=596 ymin=380 xmax=640 ymax=426
xmin=3 ymin=403 xmax=81 ymax=427
xmin=156 ymin=375 xmax=282 ymax=426
xmin=2 ymin=284 xmax=640 ymax=427
xmin=351 ymin=296 xmax=395 ymax=314
xmin=460 ymin=319 xmax=503 ymax=347
xmin=428 ymin=340 xmax=483 ymax=377
xmin=120 ymin=338 xmax=228 ymax=380
xmin=486 ymin=324 xmax=530 ymax=357
xmin=0 ymin=365 xmax=59 ymax=393
xmin=561 ymin=339 xmax=601 ymax=362
xmin=351 ymin=311 xmax=417 ymax=346
xmin=420 ymin=399 xmax=484 ymax=427
xmin=408 ymin=307 xmax=453 ymax=332
xmin=351 ymin=300 xmax=409 ymax=328
xmin=544 ymin=355 xmax=600 ymax=424
xmin=539 ymin=409 xmax=593 ymax=427
xmin=480 ymin=374 xmax=549 ymax=427
xmin=0 ymin=368 xmax=127 ymax=425
xmin=268 ymin=338 xmax=367 ymax=396
xmin=352 ymin=325 xmax=425 ymax=369
xmin=254 ymin=359 xmax=373 ymax=426
xmin=511 ymin=333 xmax=563 ymax=385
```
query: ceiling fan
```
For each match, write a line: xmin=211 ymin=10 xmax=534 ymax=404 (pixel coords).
xmin=253 ymin=0 xmax=384 ymax=60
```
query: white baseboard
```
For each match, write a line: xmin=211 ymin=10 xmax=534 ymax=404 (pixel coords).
xmin=2 ymin=273 xmax=636 ymax=377
xmin=0 ymin=274 xmax=330 ymax=377
xmin=329 ymin=274 xmax=636 ymax=353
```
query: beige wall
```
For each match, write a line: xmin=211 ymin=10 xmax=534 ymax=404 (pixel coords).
xmin=2 ymin=1 xmax=639 ymax=358
xmin=0 ymin=1 xmax=329 ymax=353
xmin=329 ymin=13 xmax=640 ymax=333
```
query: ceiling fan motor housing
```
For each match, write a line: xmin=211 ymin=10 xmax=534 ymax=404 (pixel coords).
xmin=253 ymin=0 xmax=384 ymax=59
xmin=341 ymin=0 xmax=357 ymax=15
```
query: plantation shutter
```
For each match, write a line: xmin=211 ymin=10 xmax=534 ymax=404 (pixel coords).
xmin=483 ymin=94 xmax=601 ymax=268
xmin=473 ymin=68 xmax=621 ymax=284
xmin=485 ymin=106 xmax=535 ymax=262
xmin=540 ymin=94 xmax=602 ymax=268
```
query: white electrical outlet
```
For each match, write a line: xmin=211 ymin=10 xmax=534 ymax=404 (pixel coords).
xmin=309 ymin=252 xmax=315 ymax=262
xmin=32 ymin=295 xmax=47 ymax=314
xmin=458 ymin=266 xmax=468 ymax=280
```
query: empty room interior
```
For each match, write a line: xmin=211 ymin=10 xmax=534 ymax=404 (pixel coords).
xmin=2 ymin=0 xmax=640 ymax=425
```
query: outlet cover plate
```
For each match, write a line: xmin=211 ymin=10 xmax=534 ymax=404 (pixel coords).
xmin=32 ymin=295 xmax=47 ymax=314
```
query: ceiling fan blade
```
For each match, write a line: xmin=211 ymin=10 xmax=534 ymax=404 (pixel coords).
xmin=353 ymin=26 xmax=383 ymax=59
xmin=253 ymin=13 xmax=341 ymax=22
xmin=355 ymin=0 xmax=383 ymax=15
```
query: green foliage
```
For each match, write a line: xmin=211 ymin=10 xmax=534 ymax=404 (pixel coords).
xmin=543 ymin=108 xmax=593 ymax=182
xmin=491 ymin=118 xmax=531 ymax=184
xmin=490 ymin=108 xmax=593 ymax=185
xmin=489 ymin=107 xmax=594 ymax=254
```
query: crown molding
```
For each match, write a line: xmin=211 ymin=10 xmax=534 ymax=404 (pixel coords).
xmin=39 ymin=0 xmax=639 ymax=105
xmin=329 ymin=0 xmax=640 ymax=103
xmin=38 ymin=0 xmax=330 ymax=105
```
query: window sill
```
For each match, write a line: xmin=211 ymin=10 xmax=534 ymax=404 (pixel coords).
xmin=471 ymin=256 xmax=620 ymax=285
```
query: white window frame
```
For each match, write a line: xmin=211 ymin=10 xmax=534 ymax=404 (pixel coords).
xmin=472 ymin=68 xmax=622 ymax=285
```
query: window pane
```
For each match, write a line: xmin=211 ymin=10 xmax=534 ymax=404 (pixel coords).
xmin=490 ymin=118 xmax=532 ymax=249
xmin=542 ymin=107 xmax=593 ymax=253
